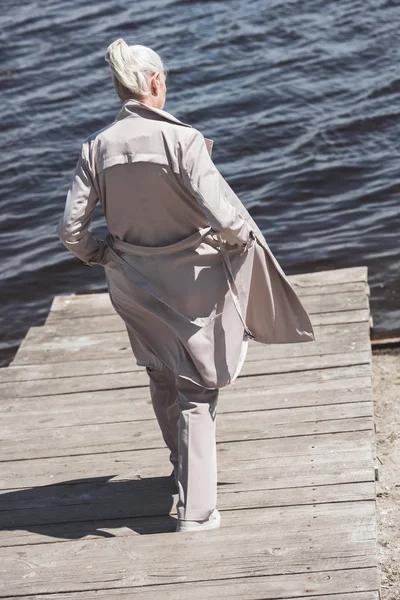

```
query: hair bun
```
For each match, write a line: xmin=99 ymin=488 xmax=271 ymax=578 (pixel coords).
xmin=106 ymin=39 xmax=133 ymax=72
xmin=105 ymin=39 xmax=165 ymax=99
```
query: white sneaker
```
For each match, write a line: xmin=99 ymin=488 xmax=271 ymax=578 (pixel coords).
xmin=176 ymin=509 xmax=221 ymax=532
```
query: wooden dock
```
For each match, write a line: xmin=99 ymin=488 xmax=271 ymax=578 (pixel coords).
xmin=0 ymin=266 xmax=381 ymax=599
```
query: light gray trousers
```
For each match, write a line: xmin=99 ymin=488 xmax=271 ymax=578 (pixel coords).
xmin=146 ymin=365 xmax=218 ymax=522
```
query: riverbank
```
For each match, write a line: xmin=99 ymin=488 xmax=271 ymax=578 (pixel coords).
xmin=372 ymin=347 xmax=400 ymax=598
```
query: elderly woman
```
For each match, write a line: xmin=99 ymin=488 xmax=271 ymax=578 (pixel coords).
xmin=57 ymin=38 xmax=315 ymax=532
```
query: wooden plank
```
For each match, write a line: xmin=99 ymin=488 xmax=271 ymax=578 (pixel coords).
xmin=39 ymin=283 xmax=368 ymax=328
xmin=242 ymin=351 xmax=371 ymax=376
xmin=0 ymin=402 xmax=374 ymax=460
xmin=17 ymin=320 xmax=371 ymax=351
xmin=0 ymin=387 xmax=373 ymax=429
xmin=0 ymin=452 xmax=375 ymax=519
xmin=1 ymin=369 xmax=149 ymax=398
xmin=0 ymin=374 xmax=373 ymax=410
xmin=289 ymin=266 xmax=368 ymax=286
xmin=10 ymin=337 xmax=372 ymax=370
xmin=3 ymin=343 xmax=372 ymax=383
xmin=0 ymin=482 xmax=376 ymax=547
xmin=44 ymin=266 xmax=368 ymax=320
xmin=4 ymin=452 xmax=371 ymax=495
xmin=0 ymin=492 xmax=377 ymax=530
xmin=44 ymin=312 xmax=123 ymax=331
xmin=1 ymin=364 xmax=372 ymax=401
xmin=0 ymin=357 xmax=144 ymax=383
xmin=0 ymin=461 xmax=375 ymax=499
xmin=0 ymin=416 xmax=375 ymax=460
xmin=7 ymin=340 xmax=372 ymax=379
xmin=0 ymin=501 xmax=378 ymax=590
xmin=48 ymin=292 xmax=115 ymax=317
xmin=291 ymin=280 xmax=368 ymax=296
xmin=2 ymin=593 xmax=381 ymax=600
xmin=311 ymin=308 xmax=369 ymax=325
xmin=0 ymin=431 xmax=376 ymax=489
xmin=0 ymin=419 xmax=375 ymax=460
xmin=0 ymin=530 xmax=378 ymax=596
xmin=0 ymin=391 xmax=374 ymax=431
xmin=0 ymin=521 xmax=377 ymax=567
xmin=10 ymin=320 xmax=371 ymax=369
xmin=43 ymin=289 xmax=369 ymax=323
xmin=2 ymin=352 xmax=372 ymax=398
xmin=42 ymin=308 xmax=370 ymax=334
xmin=1 ymin=581 xmax=380 ymax=600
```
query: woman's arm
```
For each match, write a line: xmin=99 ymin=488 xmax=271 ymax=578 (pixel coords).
xmin=180 ymin=130 xmax=253 ymax=246
xmin=57 ymin=142 xmax=108 ymax=266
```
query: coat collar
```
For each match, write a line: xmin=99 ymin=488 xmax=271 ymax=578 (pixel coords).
xmin=115 ymin=99 xmax=193 ymax=128
xmin=115 ymin=99 xmax=214 ymax=156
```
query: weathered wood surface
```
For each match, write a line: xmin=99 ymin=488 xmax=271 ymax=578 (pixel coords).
xmin=0 ymin=481 xmax=377 ymax=548
xmin=41 ymin=306 xmax=372 ymax=335
xmin=1 ymin=585 xmax=380 ymax=600
xmin=0 ymin=504 xmax=380 ymax=596
xmin=2 ymin=363 xmax=372 ymax=399
xmin=42 ymin=289 xmax=370 ymax=322
xmin=44 ymin=266 xmax=368 ymax=319
xmin=0 ymin=401 xmax=375 ymax=460
xmin=0 ymin=266 xmax=380 ymax=599
xmin=3 ymin=334 xmax=372 ymax=380
xmin=0 ymin=387 xmax=373 ymax=429
xmin=10 ymin=320 xmax=372 ymax=367
xmin=0 ymin=430 xmax=375 ymax=488
xmin=3 ymin=355 xmax=372 ymax=395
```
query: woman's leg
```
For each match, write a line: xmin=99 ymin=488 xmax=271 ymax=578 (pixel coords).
xmin=146 ymin=366 xmax=180 ymax=474
xmin=175 ymin=375 xmax=219 ymax=523
xmin=146 ymin=365 xmax=219 ymax=524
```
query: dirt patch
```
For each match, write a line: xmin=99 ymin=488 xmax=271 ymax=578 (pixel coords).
xmin=372 ymin=347 xmax=400 ymax=599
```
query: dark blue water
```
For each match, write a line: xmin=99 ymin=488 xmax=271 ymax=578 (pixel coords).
xmin=1 ymin=0 xmax=400 ymax=366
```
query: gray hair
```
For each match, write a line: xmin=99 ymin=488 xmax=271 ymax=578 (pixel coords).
xmin=105 ymin=38 xmax=166 ymax=100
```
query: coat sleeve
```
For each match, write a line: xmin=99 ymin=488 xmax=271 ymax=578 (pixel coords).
xmin=57 ymin=142 xmax=108 ymax=266
xmin=179 ymin=130 xmax=253 ymax=246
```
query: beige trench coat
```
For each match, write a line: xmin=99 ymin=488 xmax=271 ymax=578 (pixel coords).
xmin=57 ymin=99 xmax=315 ymax=388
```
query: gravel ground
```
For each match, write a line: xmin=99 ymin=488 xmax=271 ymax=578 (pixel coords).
xmin=372 ymin=347 xmax=400 ymax=599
